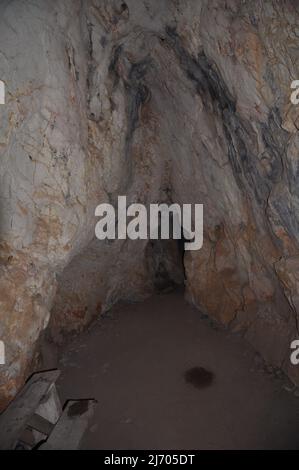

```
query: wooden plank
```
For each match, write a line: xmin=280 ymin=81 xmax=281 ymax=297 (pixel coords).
xmin=30 ymin=384 xmax=62 ymax=445
xmin=40 ymin=399 xmax=97 ymax=450
xmin=27 ymin=413 xmax=54 ymax=436
xmin=0 ymin=369 xmax=61 ymax=450
xmin=16 ymin=428 xmax=36 ymax=449
xmin=37 ymin=383 xmax=62 ymax=419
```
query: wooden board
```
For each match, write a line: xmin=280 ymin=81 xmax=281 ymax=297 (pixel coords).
xmin=27 ymin=413 xmax=55 ymax=435
xmin=39 ymin=399 xmax=97 ymax=450
xmin=0 ymin=370 xmax=60 ymax=450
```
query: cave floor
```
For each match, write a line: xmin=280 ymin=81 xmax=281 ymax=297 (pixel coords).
xmin=57 ymin=290 xmax=299 ymax=450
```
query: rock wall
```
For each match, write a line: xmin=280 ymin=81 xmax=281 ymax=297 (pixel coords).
xmin=0 ymin=0 xmax=298 ymax=407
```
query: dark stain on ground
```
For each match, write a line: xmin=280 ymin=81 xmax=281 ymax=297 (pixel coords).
xmin=184 ymin=367 xmax=214 ymax=389
xmin=67 ymin=400 xmax=89 ymax=417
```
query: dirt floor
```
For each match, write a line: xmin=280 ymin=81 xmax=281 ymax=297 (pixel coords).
xmin=57 ymin=290 xmax=299 ymax=450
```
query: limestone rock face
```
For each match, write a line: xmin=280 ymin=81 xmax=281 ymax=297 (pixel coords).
xmin=0 ymin=0 xmax=299 ymax=407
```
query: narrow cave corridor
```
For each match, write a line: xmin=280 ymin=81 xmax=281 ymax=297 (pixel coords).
xmin=1 ymin=0 xmax=299 ymax=451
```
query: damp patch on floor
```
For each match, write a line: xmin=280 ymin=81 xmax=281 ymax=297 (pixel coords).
xmin=184 ymin=367 xmax=214 ymax=389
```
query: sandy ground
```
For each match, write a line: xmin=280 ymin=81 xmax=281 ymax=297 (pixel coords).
xmin=57 ymin=290 xmax=299 ymax=450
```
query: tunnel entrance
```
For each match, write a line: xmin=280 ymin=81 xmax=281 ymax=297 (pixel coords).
xmin=145 ymin=237 xmax=185 ymax=294
xmin=144 ymin=211 xmax=189 ymax=294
